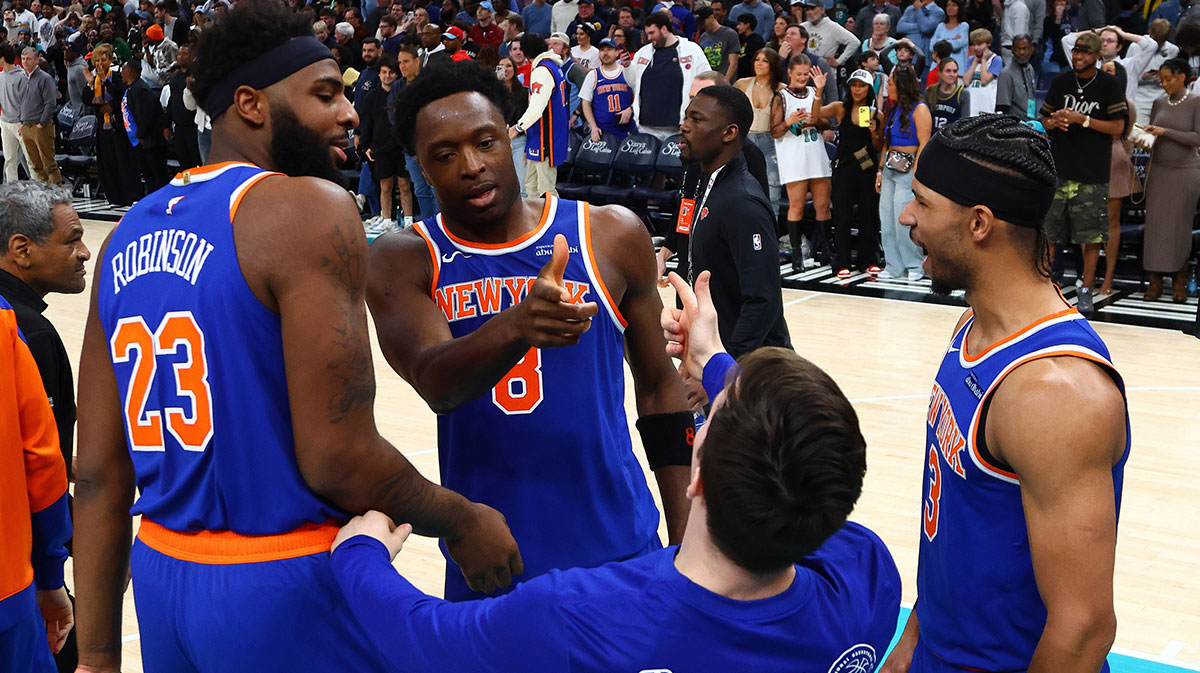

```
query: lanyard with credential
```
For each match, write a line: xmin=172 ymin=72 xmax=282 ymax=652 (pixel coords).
xmin=687 ymin=165 xmax=724 ymax=286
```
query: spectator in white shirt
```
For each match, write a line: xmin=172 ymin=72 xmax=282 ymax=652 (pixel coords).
xmin=799 ymin=0 xmax=859 ymax=67
xmin=571 ymin=25 xmax=600 ymax=69
xmin=551 ymin=0 xmax=578 ymax=35
xmin=1062 ymin=25 xmax=1159 ymax=101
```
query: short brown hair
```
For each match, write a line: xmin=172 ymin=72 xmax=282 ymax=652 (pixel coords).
xmin=701 ymin=348 xmax=867 ymax=574
xmin=969 ymin=27 xmax=991 ymax=45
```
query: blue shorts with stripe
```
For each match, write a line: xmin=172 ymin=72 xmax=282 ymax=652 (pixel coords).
xmin=131 ymin=540 xmax=388 ymax=673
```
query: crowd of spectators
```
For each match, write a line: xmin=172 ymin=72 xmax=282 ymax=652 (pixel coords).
xmin=0 ymin=0 xmax=1196 ymax=306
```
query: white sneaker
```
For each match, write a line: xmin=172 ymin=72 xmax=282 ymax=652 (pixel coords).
xmin=353 ymin=193 xmax=367 ymax=213
xmin=876 ymin=269 xmax=899 ymax=279
xmin=908 ymin=270 xmax=925 ymax=282
xmin=363 ymin=217 xmax=388 ymax=236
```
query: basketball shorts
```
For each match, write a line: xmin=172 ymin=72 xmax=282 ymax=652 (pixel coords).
xmin=131 ymin=536 xmax=388 ymax=673
xmin=0 ymin=584 xmax=56 ymax=673
xmin=1043 ymin=180 xmax=1109 ymax=245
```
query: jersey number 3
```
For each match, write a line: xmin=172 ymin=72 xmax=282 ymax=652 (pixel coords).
xmin=923 ymin=444 xmax=941 ymax=541
xmin=110 ymin=311 xmax=214 ymax=452
xmin=493 ymin=347 xmax=544 ymax=415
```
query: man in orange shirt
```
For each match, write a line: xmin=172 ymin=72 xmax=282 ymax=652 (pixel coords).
xmin=0 ymin=292 xmax=72 ymax=673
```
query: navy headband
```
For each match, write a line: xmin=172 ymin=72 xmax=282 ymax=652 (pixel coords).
xmin=203 ymin=36 xmax=336 ymax=118
xmin=914 ymin=135 xmax=1055 ymax=228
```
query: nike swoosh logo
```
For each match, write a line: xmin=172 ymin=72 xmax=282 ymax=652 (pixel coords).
xmin=947 ymin=347 xmax=960 ymax=353
xmin=441 ymin=251 xmax=471 ymax=263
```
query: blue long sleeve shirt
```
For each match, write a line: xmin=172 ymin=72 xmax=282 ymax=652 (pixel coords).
xmin=897 ymin=3 xmax=945 ymax=55
xmin=332 ymin=522 xmax=900 ymax=673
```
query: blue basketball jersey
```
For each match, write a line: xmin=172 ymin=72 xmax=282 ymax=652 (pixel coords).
xmin=591 ymin=67 xmax=636 ymax=138
xmin=915 ymin=304 xmax=1130 ymax=672
xmin=412 ymin=196 xmax=660 ymax=601
xmin=524 ymin=59 xmax=570 ymax=167
xmin=96 ymin=162 xmax=347 ymax=535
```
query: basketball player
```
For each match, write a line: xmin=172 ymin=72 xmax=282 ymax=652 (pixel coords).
xmin=328 ymin=340 xmax=899 ymax=672
xmin=371 ymin=61 xmax=695 ymax=601
xmin=1 ymin=294 xmax=72 ymax=673
xmin=879 ymin=115 xmax=1130 ymax=672
xmin=71 ymin=3 xmax=520 ymax=672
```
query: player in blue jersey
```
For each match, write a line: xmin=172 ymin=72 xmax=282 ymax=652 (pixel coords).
xmin=372 ymin=61 xmax=694 ymax=601
xmin=71 ymin=4 xmax=521 ymax=672
xmin=880 ymin=115 xmax=1130 ymax=673
xmin=580 ymin=38 xmax=637 ymax=141
xmin=329 ymin=304 xmax=899 ymax=672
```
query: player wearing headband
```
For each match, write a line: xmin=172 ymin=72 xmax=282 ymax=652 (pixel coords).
xmin=881 ymin=115 xmax=1130 ymax=673
xmin=72 ymin=2 xmax=521 ymax=671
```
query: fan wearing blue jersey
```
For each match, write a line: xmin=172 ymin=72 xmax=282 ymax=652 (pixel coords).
xmin=372 ymin=61 xmax=695 ymax=601
xmin=879 ymin=116 xmax=1130 ymax=673
xmin=71 ymin=3 xmax=522 ymax=672
xmin=580 ymin=39 xmax=636 ymax=141
xmin=330 ymin=308 xmax=900 ymax=672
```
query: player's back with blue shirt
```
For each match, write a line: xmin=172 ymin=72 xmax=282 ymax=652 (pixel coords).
xmin=95 ymin=162 xmax=346 ymax=535
xmin=332 ymin=522 xmax=901 ymax=673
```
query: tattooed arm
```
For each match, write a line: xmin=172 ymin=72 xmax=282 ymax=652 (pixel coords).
xmin=235 ymin=176 xmax=523 ymax=594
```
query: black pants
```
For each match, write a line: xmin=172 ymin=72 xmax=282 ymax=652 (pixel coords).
xmin=95 ymin=126 xmax=140 ymax=206
xmin=831 ymin=161 xmax=881 ymax=271
xmin=172 ymin=125 xmax=201 ymax=170
xmin=134 ymin=144 xmax=170 ymax=195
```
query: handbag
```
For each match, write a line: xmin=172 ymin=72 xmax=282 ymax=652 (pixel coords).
xmin=885 ymin=149 xmax=914 ymax=173
xmin=854 ymin=146 xmax=876 ymax=171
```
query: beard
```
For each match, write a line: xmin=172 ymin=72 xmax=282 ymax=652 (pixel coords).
xmin=927 ymin=246 xmax=973 ymax=296
xmin=920 ymin=224 xmax=974 ymax=296
xmin=269 ymin=104 xmax=348 ymax=188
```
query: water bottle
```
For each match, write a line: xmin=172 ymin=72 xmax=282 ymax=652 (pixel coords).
xmin=1189 ymin=260 xmax=1198 ymax=297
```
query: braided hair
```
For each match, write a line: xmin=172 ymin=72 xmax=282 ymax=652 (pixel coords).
xmin=935 ymin=114 xmax=1058 ymax=278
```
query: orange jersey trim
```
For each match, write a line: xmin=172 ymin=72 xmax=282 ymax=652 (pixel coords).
xmin=411 ymin=222 xmax=441 ymax=298
xmin=582 ymin=205 xmax=627 ymax=329
xmin=439 ymin=198 xmax=553 ymax=251
xmin=137 ymin=519 xmax=340 ymax=565
xmin=968 ymin=348 xmax=1115 ymax=483
xmin=228 ymin=171 xmax=282 ymax=222
xmin=173 ymin=161 xmax=260 ymax=182
xmin=962 ymin=307 xmax=1078 ymax=363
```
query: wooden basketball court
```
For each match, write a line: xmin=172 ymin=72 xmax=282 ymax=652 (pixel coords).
xmin=53 ymin=219 xmax=1199 ymax=671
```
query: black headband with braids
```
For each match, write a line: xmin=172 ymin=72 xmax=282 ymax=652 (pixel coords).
xmin=915 ymin=114 xmax=1057 ymax=277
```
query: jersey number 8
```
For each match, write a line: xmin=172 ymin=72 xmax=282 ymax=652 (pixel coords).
xmin=493 ymin=347 xmax=544 ymax=415
xmin=110 ymin=311 xmax=214 ymax=453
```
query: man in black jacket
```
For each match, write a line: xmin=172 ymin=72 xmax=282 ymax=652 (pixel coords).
xmin=656 ymin=72 xmax=769 ymax=290
xmin=675 ymin=84 xmax=790 ymax=359
xmin=0 ymin=180 xmax=89 ymax=672
xmin=120 ymin=59 xmax=169 ymax=194
xmin=164 ymin=44 xmax=201 ymax=170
